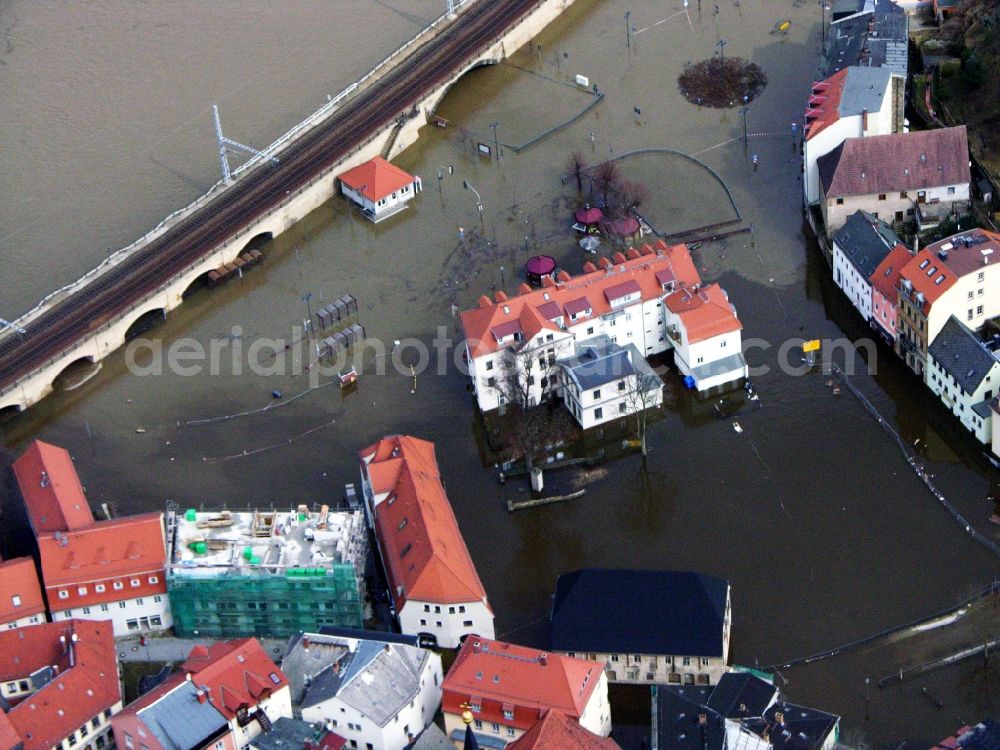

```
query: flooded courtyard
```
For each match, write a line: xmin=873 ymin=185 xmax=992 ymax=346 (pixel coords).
xmin=2 ymin=0 xmax=1000 ymax=746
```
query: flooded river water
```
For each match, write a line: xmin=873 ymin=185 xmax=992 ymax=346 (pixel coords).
xmin=2 ymin=1 xmax=999 ymax=746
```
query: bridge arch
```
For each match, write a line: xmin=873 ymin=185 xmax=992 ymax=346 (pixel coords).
xmin=0 ymin=404 xmax=23 ymax=422
xmin=181 ymin=270 xmax=217 ymax=300
xmin=242 ymin=231 xmax=273 ymax=254
xmin=51 ymin=355 xmax=100 ymax=392
xmin=124 ymin=307 xmax=167 ymax=342
xmin=427 ymin=58 xmax=502 ymax=115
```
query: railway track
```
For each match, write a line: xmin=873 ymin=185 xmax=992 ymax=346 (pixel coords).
xmin=0 ymin=0 xmax=538 ymax=395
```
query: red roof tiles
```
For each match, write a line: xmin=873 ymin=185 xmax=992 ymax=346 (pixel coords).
xmin=181 ymin=638 xmax=288 ymax=721
xmin=870 ymin=244 xmax=912 ymax=301
xmin=461 ymin=240 xmax=701 ymax=359
xmin=818 ymin=126 xmax=971 ymax=198
xmin=664 ymin=284 xmax=742 ymax=343
xmin=2 ymin=620 xmax=120 ymax=750
xmin=804 ymin=68 xmax=849 ymax=141
xmin=360 ymin=436 xmax=489 ymax=608
xmin=338 ymin=157 xmax=415 ymax=202
xmin=507 ymin=710 xmax=621 ymax=750
xmin=13 ymin=440 xmax=93 ymax=533
xmin=0 ymin=557 xmax=45 ymax=625
xmin=37 ymin=513 xmax=166 ymax=607
xmin=442 ymin=639 xmax=601 ymax=730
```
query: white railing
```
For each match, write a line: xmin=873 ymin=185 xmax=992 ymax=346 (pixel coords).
xmin=2 ymin=0 xmax=475 ymax=337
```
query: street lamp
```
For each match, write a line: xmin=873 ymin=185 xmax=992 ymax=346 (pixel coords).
xmin=490 ymin=122 xmax=500 ymax=161
xmin=463 ymin=180 xmax=485 ymax=234
xmin=625 ymin=10 xmax=631 ymax=48
xmin=301 ymin=292 xmax=314 ymax=337
xmin=436 ymin=165 xmax=453 ymax=193
xmin=740 ymin=96 xmax=750 ymax=159
xmin=716 ymin=38 xmax=727 ymax=71
xmin=820 ymin=1 xmax=830 ymax=42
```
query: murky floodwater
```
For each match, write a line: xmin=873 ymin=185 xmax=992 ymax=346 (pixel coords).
xmin=2 ymin=1 xmax=999 ymax=747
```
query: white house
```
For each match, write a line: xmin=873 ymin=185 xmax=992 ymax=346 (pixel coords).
xmin=832 ymin=210 xmax=903 ymax=323
xmin=288 ymin=633 xmax=442 ymax=750
xmin=663 ymin=284 xmax=746 ymax=392
xmin=557 ymin=337 xmax=663 ymax=429
xmin=926 ymin=316 xmax=1000 ymax=445
xmin=358 ymin=435 xmax=495 ymax=649
xmin=461 ymin=241 xmax=746 ymax=409
xmin=803 ymin=66 xmax=904 ymax=206
xmin=817 ymin=126 xmax=971 ymax=237
xmin=338 ymin=157 xmax=422 ymax=223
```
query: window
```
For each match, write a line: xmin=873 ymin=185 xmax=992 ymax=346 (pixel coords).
xmin=397 ymin=517 xmax=408 ymax=531
xmin=979 ymin=272 xmax=985 ymax=282
xmin=587 ymin=326 xmax=594 ymax=335
xmin=836 ymin=198 xmax=844 ymax=205
xmin=611 ymin=654 xmax=620 ymax=662
xmin=683 ymin=657 xmax=691 ymax=666
xmin=113 ymin=582 xmax=124 ymax=591
xmin=80 ymin=725 xmax=89 ymax=738
xmin=82 ymin=607 xmax=91 ymax=615
xmin=969 ymin=291 xmax=975 ymax=300
xmin=119 ymin=601 xmax=127 ymax=609
xmin=969 ymin=309 xmax=975 ymax=321
xmin=618 ymin=380 xmax=626 ymax=392
xmin=148 ymin=576 xmax=158 ymax=585
xmin=11 ymin=595 xmax=21 ymax=608
xmin=77 ymin=586 xmax=87 ymax=596
xmin=491 ymin=724 xmax=500 ymax=733
xmin=977 ymin=306 xmax=984 ymax=315
xmin=701 ymin=657 xmax=710 ymax=666
xmin=58 ymin=590 xmax=69 ymax=600
xmin=130 ymin=579 xmax=140 ymax=588
xmin=436 ymin=621 xmax=442 ymax=627
xmin=100 ymin=604 xmax=109 ymax=612
xmin=619 ymin=403 xmax=626 ymax=414
xmin=126 ymin=619 xmax=139 ymax=631
xmin=485 ymin=360 xmax=494 ymax=371
xmin=878 ymin=193 xmax=886 ymax=201
xmin=948 ymin=186 xmax=956 ymax=195
xmin=124 ymin=734 xmax=133 ymax=750
xmin=487 ymin=377 xmax=496 ymax=388
xmin=150 ymin=616 xmax=162 ymax=626
xmin=900 ymin=191 xmax=908 ymax=199
xmin=696 ymin=356 xmax=704 ymax=364
xmin=463 ymin=620 xmax=474 ymax=626
xmin=449 ymin=606 xmax=455 ymax=614
xmin=459 ymin=605 xmax=466 ymax=613
xmin=592 ymin=389 xmax=601 ymax=399
xmin=594 ymin=408 xmax=603 ymax=420
xmin=18 ymin=681 xmax=28 ymax=691
xmin=420 ymin=619 xmax=427 ymax=626
xmin=434 ymin=605 xmax=441 ymax=613
xmin=507 ymin=728 xmax=516 ymax=737
xmin=153 ymin=595 xmax=162 ymax=603
xmin=424 ymin=604 xmax=431 ymax=612
xmin=474 ymin=720 xmax=483 ymax=730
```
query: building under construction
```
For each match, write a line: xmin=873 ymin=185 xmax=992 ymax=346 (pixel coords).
xmin=166 ymin=505 xmax=368 ymax=638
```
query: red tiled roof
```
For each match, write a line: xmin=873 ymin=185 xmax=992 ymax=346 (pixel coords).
xmin=897 ymin=229 xmax=1000 ymax=314
xmin=338 ymin=157 xmax=415 ymax=202
xmin=3 ymin=620 xmax=120 ymax=750
xmin=870 ymin=244 xmax=912 ymax=301
xmin=442 ymin=638 xmax=601 ymax=729
xmin=181 ymin=638 xmax=288 ymax=721
xmin=664 ymin=284 xmax=742 ymax=343
xmin=603 ymin=279 xmax=641 ymax=303
xmin=0 ymin=711 xmax=20 ymax=750
xmin=0 ymin=557 xmax=45 ymax=625
xmin=804 ymin=68 xmax=849 ymax=141
xmin=507 ymin=710 xmax=621 ymax=750
xmin=13 ymin=440 xmax=94 ymax=534
xmin=461 ymin=241 xmax=701 ymax=359
xmin=898 ymin=248 xmax=959 ymax=312
xmin=37 ymin=513 xmax=166 ymax=607
xmin=359 ymin=436 xmax=489 ymax=608
xmin=818 ymin=126 xmax=970 ymax=197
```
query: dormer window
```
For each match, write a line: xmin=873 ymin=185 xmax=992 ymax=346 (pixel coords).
xmin=502 ymin=305 xmax=510 ymax=314
xmin=919 ymin=259 xmax=929 ymax=270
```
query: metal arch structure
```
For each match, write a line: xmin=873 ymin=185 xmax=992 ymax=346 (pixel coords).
xmin=212 ymin=104 xmax=279 ymax=186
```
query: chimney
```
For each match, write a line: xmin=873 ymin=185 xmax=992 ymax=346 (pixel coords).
xmin=302 ymin=636 xmax=310 ymax=651
xmin=495 ymin=291 xmax=509 ymax=303
xmin=478 ymin=295 xmax=492 ymax=309
xmin=698 ymin=714 xmax=707 ymax=726
xmin=538 ymin=654 xmax=548 ymax=667
xmin=862 ymin=108 xmax=868 ymax=132
xmin=517 ymin=283 xmax=532 ymax=296
xmin=196 ymin=689 xmax=208 ymax=704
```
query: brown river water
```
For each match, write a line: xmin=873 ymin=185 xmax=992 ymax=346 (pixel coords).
xmin=2 ymin=1 xmax=999 ymax=746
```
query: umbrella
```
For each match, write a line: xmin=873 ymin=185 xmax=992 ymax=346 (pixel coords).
xmin=607 ymin=215 xmax=640 ymax=237
xmin=574 ymin=205 xmax=604 ymax=225
xmin=579 ymin=235 xmax=601 ymax=252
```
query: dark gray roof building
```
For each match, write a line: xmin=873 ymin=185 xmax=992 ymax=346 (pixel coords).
xmin=928 ymin=316 xmax=1000 ymax=395
xmin=834 ymin=210 xmax=901 ymax=279
xmin=139 ymin=681 xmax=230 ymax=750
xmin=250 ymin=718 xmax=329 ymax=750
xmin=550 ymin=569 xmax=730 ymax=657
xmin=817 ymin=0 xmax=907 ymax=79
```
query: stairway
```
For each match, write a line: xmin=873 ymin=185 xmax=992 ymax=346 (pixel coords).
xmin=381 ymin=118 xmax=404 ymax=159
xmin=256 ymin=710 xmax=273 ymax=733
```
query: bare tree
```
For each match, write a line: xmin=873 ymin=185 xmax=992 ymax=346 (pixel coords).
xmin=493 ymin=346 xmax=572 ymax=481
xmin=567 ymin=150 xmax=588 ymax=191
xmin=624 ymin=370 xmax=664 ymax=458
xmin=593 ymin=159 xmax=622 ymax=209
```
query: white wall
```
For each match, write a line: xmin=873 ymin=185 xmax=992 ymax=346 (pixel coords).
xmin=805 ymin=116 xmax=861 ymax=205
xmin=1 ymin=612 xmax=45 ymax=630
xmin=339 ymin=181 xmax=417 ymax=218
xmin=231 ymin=686 xmax=292 ymax=750
xmin=824 ymin=183 xmax=970 ymax=237
xmin=577 ymin=672 xmax=612 ymax=738
xmin=927 ymin=263 xmax=1000 ymax=345
xmin=300 ymin=654 xmax=441 ymax=750
xmin=52 ymin=593 xmax=172 ymax=636
xmin=926 ymin=355 xmax=998 ymax=444
xmin=669 ymin=326 xmax=745 ymax=392
xmin=400 ymin=599 xmax=494 ymax=649
xmin=832 ymin=241 xmax=874 ymax=321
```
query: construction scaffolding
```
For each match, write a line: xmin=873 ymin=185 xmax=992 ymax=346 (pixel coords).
xmin=165 ymin=505 xmax=368 ymax=638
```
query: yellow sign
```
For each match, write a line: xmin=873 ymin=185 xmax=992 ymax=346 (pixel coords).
xmin=778 ymin=20 xmax=791 ymax=31
xmin=803 ymin=339 xmax=821 ymax=352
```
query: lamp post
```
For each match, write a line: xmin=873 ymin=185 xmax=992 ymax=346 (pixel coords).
xmin=301 ymin=292 xmax=314 ymax=337
xmin=740 ymin=96 xmax=750 ymax=159
xmin=864 ymin=677 xmax=871 ymax=719
xmin=490 ymin=122 xmax=500 ymax=161
xmin=820 ymin=1 xmax=830 ymax=42
xmin=716 ymin=38 xmax=727 ymax=72
xmin=625 ymin=10 xmax=631 ymax=48
xmin=463 ymin=180 xmax=485 ymax=234
xmin=436 ymin=165 xmax=453 ymax=194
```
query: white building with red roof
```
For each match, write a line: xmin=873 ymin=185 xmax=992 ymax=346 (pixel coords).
xmin=13 ymin=440 xmax=172 ymax=636
xmin=802 ymin=66 xmax=903 ymax=206
xmin=112 ymin=638 xmax=291 ymax=750
xmin=358 ymin=435 xmax=494 ymax=649
xmin=0 ymin=556 xmax=46 ymax=630
xmin=460 ymin=241 xmax=746 ymax=407
xmin=337 ymin=157 xmax=422 ymax=223
xmin=0 ymin=620 xmax=122 ymax=750
xmin=441 ymin=638 xmax=611 ymax=748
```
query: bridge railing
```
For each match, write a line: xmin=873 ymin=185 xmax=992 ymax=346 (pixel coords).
xmin=1 ymin=0 xmax=549 ymax=404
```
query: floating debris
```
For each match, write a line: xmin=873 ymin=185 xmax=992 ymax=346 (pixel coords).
xmin=733 ymin=421 xmax=743 ymax=434
xmin=135 ymin=428 xmax=146 ymax=434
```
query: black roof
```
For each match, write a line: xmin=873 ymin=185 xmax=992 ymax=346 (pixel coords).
xmin=745 ymin=702 xmax=840 ymax=750
xmin=834 ymin=210 xmax=900 ymax=279
xmin=928 ymin=316 xmax=1000 ymax=395
xmin=816 ymin=1 xmax=907 ymax=80
xmin=251 ymin=718 xmax=324 ymax=750
xmin=551 ymin=569 xmax=729 ymax=656
xmin=705 ymin=672 xmax=778 ymax=718
xmin=656 ymin=687 xmax=725 ymax=750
